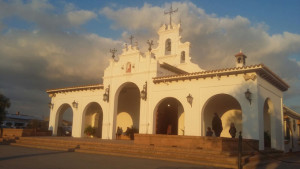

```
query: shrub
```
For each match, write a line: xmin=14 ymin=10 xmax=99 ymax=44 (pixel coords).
xmin=84 ymin=125 xmax=96 ymax=136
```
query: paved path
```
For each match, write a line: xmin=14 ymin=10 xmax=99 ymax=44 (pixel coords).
xmin=1 ymin=145 xmax=299 ymax=169
xmin=0 ymin=145 xmax=223 ymax=169
xmin=251 ymin=152 xmax=300 ymax=169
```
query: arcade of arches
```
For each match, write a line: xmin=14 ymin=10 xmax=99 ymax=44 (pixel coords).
xmin=54 ymin=94 xmax=245 ymax=138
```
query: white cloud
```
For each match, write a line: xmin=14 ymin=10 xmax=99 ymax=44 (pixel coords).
xmin=1 ymin=1 xmax=300 ymax=115
xmin=67 ymin=10 xmax=97 ymax=26
xmin=100 ymin=2 xmax=300 ymax=106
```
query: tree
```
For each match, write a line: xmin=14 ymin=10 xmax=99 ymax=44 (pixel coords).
xmin=0 ymin=93 xmax=10 ymax=137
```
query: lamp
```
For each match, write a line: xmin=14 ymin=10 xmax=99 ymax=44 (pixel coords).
xmin=245 ymin=89 xmax=252 ymax=104
xmin=48 ymin=102 xmax=54 ymax=109
xmin=140 ymin=81 xmax=147 ymax=101
xmin=103 ymin=85 xmax=110 ymax=102
xmin=186 ymin=94 xmax=193 ymax=107
xmin=72 ymin=100 xmax=78 ymax=108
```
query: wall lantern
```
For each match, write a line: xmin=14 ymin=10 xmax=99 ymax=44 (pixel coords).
xmin=186 ymin=94 xmax=193 ymax=107
xmin=103 ymin=85 xmax=110 ymax=102
xmin=245 ymin=89 xmax=252 ymax=105
xmin=72 ymin=100 xmax=78 ymax=108
xmin=48 ymin=102 xmax=54 ymax=109
xmin=140 ymin=81 xmax=147 ymax=101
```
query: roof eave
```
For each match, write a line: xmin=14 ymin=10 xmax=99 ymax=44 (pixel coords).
xmin=46 ymin=84 xmax=104 ymax=94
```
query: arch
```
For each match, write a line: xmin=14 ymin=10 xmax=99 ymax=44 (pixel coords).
xmin=153 ymin=97 xmax=185 ymax=135
xmin=165 ymin=38 xmax=171 ymax=55
xmin=114 ymin=82 xmax=140 ymax=138
xmin=263 ymin=98 xmax=274 ymax=148
xmin=55 ymin=103 xmax=73 ymax=136
xmin=202 ymin=94 xmax=242 ymax=138
xmin=181 ymin=51 xmax=185 ymax=63
xmin=82 ymin=102 xmax=103 ymax=138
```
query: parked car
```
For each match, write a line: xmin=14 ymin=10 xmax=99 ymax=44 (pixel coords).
xmin=62 ymin=126 xmax=72 ymax=136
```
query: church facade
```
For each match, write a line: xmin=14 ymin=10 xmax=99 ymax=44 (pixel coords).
xmin=47 ymin=23 xmax=300 ymax=152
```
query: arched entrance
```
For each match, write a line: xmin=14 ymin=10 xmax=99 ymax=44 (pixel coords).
xmin=56 ymin=104 xmax=73 ymax=136
xmin=203 ymin=94 xmax=242 ymax=138
xmin=155 ymin=98 xmax=184 ymax=135
xmin=116 ymin=82 xmax=140 ymax=135
xmin=263 ymin=98 xmax=274 ymax=148
xmin=82 ymin=102 xmax=103 ymax=138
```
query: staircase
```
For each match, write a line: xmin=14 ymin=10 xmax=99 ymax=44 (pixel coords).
xmin=11 ymin=137 xmax=284 ymax=169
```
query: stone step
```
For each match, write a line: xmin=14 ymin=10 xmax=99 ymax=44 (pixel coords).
xmin=13 ymin=137 xmax=284 ymax=169
xmin=16 ymin=138 xmax=237 ymax=162
xmin=78 ymin=144 xmax=237 ymax=164
xmin=19 ymin=137 xmax=236 ymax=156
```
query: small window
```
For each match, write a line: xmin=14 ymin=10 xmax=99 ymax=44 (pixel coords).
xmin=181 ymin=51 xmax=185 ymax=63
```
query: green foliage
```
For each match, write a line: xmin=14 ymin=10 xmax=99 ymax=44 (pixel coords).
xmin=0 ymin=93 xmax=10 ymax=123
xmin=84 ymin=125 xmax=96 ymax=136
xmin=125 ymin=126 xmax=139 ymax=140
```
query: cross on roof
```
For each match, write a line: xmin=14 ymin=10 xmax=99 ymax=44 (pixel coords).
xmin=164 ymin=4 xmax=178 ymax=26
xmin=110 ymin=48 xmax=117 ymax=59
xmin=129 ymin=35 xmax=134 ymax=45
xmin=147 ymin=40 xmax=154 ymax=52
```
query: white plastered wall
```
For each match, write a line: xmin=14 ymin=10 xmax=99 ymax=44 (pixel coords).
xmin=257 ymin=76 xmax=284 ymax=150
xmin=48 ymin=89 xmax=108 ymax=138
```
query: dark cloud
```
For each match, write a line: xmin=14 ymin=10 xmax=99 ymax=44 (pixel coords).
xmin=0 ymin=0 xmax=119 ymax=118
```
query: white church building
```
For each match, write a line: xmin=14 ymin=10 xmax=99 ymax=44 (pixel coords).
xmin=47 ymin=21 xmax=300 ymax=152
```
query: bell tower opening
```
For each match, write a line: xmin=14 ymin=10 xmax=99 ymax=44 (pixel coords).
xmin=165 ymin=39 xmax=171 ymax=55
xmin=235 ymin=50 xmax=247 ymax=67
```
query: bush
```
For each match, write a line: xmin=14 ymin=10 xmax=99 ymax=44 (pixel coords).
xmin=124 ymin=126 xmax=138 ymax=140
xmin=84 ymin=125 xmax=96 ymax=136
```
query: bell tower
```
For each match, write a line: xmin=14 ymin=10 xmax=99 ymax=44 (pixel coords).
xmin=235 ymin=50 xmax=247 ymax=67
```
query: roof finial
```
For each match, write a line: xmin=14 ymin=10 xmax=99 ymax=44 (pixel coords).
xmin=129 ymin=35 xmax=134 ymax=46
xmin=240 ymin=49 xmax=242 ymax=53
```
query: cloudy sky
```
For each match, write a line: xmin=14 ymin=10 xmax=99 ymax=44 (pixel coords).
xmin=1 ymin=0 xmax=300 ymax=119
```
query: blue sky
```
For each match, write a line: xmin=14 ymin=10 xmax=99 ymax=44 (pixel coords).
xmin=51 ymin=0 xmax=300 ymax=37
xmin=0 ymin=0 xmax=300 ymax=119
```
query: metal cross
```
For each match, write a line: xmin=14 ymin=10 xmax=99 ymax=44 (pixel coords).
xmin=129 ymin=35 xmax=134 ymax=45
xmin=164 ymin=4 xmax=178 ymax=26
xmin=147 ymin=40 xmax=154 ymax=52
xmin=110 ymin=48 xmax=117 ymax=59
